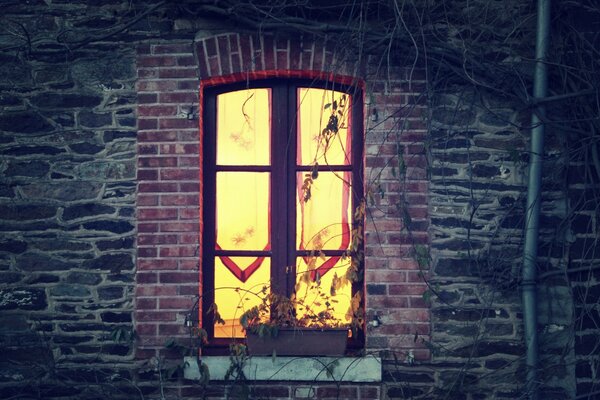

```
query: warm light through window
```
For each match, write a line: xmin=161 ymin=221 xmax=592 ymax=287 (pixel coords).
xmin=210 ymin=85 xmax=356 ymax=338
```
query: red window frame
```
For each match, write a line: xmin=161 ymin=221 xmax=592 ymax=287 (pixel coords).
xmin=201 ymin=78 xmax=365 ymax=353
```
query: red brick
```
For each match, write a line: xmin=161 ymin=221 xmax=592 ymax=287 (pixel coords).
xmin=160 ymin=272 xmax=198 ymax=284
xmin=180 ymin=259 xmax=200 ymax=270
xmin=388 ymin=258 xmax=420 ymax=270
xmin=359 ymin=386 xmax=380 ymax=399
xmin=159 ymin=246 xmax=197 ymax=257
xmin=137 ymin=222 xmax=158 ymax=233
xmin=137 ymin=169 xmax=158 ymax=181
xmin=178 ymin=131 xmax=199 ymax=141
xmin=196 ymin=42 xmax=209 ymax=78
xmin=208 ymin=56 xmax=220 ymax=76
xmin=159 ymin=324 xmax=188 ymax=336
xmin=138 ymin=234 xmax=178 ymax=245
xmin=137 ymin=131 xmax=177 ymax=142
xmin=137 ymin=80 xmax=178 ymax=92
xmin=138 ymin=144 xmax=158 ymax=155
xmin=178 ymin=285 xmax=199 ymax=296
xmin=136 ymin=272 xmax=158 ymax=284
xmin=135 ymin=285 xmax=178 ymax=297
xmin=160 ymin=169 xmax=198 ymax=180
xmin=138 ymin=118 xmax=158 ymax=130
xmin=137 ymin=298 xmax=157 ymax=310
xmin=160 ymin=194 xmax=198 ymax=206
xmin=153 ymin=43 xmax=192 ymax=54
xmin=204 ymin=37 xmax=217 ymax=57
xmin=263 ymin=36 xmax=275 ymax=70
xmin=138 ymin=259 xmax=178 ymax=270
xmin=276 ymin=50 xmax=288 ymax=70
xmin=159 ymin=92 xmax=198 ymax=103
xmin=159 ymin=118 xmax=197 ymax=129
xmin=316 ymin=386 xmax=357 ymax=398
xmin=136 ymin=311 xmax=177 ymax=322
xmin=138 ymin=56 xmax=177 ymax=67
xmin=138 ymin=157 xmax=177 ymax=168
xmin=138 ymin=208 xmax=178 ymax=220
xmin=138 ymin=68 xmax=158 ymax=79
xmin=218 ymin=36 xmax=231 ymax=74
xmin=179 ymin=208 xmax=199 ymax=219
xmin=159 ymin=297 xmax=195 ymax=309
xmin=179 ymin=233 xmax=200 ymax=245
xmin=138 ymin=93 xmax=157 ymax=103
xmin=388 ymin=284 xmax=427 ymax=296
xmin=178 ymin=182 xmax=199 ymax=192
xmin=178 ymin=80 xmax=198 ymax=90
xmin=240 ymin=35 xmax=252 ymax=71
xmin=138 ymin=247 xmax=157 ymax=257
xmin=368 ymin=295 xmax=409 ymax=308
xmin=160 ymin=222 xmax=198 ymax=232
xmin=136 ymin=323 xmax=157 ymax=336
xmin=178 ymin=157 xmax=199 ymax=167
xmin=137 ymin=194 xmax=159 ymax=206
xmin=365 ymin=270 xmax=407 ymax=283
xmin=159 ymin=143 xmax=198 ymax=154
xmin=138 ymin=182 xmax=178 ymax=193
xmin=159 ymin=68 xmax=197 ymax=78
xmin=138 ymin=105 xmax=178 ymax=117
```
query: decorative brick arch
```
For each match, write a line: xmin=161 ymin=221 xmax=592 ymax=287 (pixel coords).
xmin=194 ymin=33 xmax=363 ymax=79
xmin=135 ymin=33 xmax=430 ymax=363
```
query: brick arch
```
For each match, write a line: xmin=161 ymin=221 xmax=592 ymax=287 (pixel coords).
xmin=194 ymin=33 xmax=361 ymax=80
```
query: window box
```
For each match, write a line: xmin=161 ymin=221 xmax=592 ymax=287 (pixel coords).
xmin=246 ymin=327 xmax=348 ymax=356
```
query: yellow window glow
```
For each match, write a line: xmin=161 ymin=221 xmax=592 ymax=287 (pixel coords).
xmin=295 ymin=256 xmax=352 ymax=327
xmin=214 ymin=257 xmax=270 ymax=338
xmin=296 ymin=171 xmax=351 ymax=252
xmin=217 ymin=89 xmax=271 ymax=166
xmin=297 ymin=88 xmax=351 ymax=166
xmin=216 ymin=172 xmax=270 ymax=251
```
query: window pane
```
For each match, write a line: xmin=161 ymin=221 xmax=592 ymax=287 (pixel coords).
xmin=216 ymin=172 xmax=270 ymax=251
xmin=217 ymin=89 xmax=271 ymax=166
xmin=214 ymin=257 xmax=270 ymax=338
xmin=296 ymin=171 xmax=351 ymax=251
xmin=297 ymin=88 xmax=351 ymax=166
xmin=295 ymin=256 xmax=352 ymax=327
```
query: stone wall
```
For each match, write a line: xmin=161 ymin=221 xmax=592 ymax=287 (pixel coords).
xmin=0 ymin=1 xmax=597 ymax=399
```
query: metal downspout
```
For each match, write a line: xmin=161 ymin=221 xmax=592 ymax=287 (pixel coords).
xmin=522 ymin=0 xmax=551 ymax=399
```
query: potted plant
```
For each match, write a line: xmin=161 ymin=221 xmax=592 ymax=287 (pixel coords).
xmin=236 ymin=279 xmax=361 ymax=357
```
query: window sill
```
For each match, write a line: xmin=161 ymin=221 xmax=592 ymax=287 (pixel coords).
xmin=183 ymin=356 xmax=381 ymax=382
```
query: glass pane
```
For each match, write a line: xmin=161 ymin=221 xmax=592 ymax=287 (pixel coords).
xmin=295 ymin=256 xmax=351 ymax=327
xmin=214 ymin=257 xmax=270 ymax=338
xmin=297 ymin=88 xmax=351 ymax=166
xmin=216 ymin=172 xmax=270 ymax=251
xmin=217 ymin=88 xmax=271 ymax=165
xmin=296 ymin=171 xmax=351 ymax=251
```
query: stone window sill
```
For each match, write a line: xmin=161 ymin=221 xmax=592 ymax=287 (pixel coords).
xmin=183 ymin=356 xmax=381 ymax=382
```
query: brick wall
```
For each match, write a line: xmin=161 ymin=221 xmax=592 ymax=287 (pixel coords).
xmin=136 ymin=42 xmax=201 ymax=357
xmin=134 ymin=33 xmax=432 ymax=363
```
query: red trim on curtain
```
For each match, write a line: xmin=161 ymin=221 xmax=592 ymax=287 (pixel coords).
xmin=212 ymin=89 xmax=273 ymax=284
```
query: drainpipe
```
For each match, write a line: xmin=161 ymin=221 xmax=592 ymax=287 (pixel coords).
xmin=522 ymin=0 xmax=551 ymax=399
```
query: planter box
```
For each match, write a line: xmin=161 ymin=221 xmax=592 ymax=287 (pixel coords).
xmin=246 ymin=327 xmax=348 ymax=356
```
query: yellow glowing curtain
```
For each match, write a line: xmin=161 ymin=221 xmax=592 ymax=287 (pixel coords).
xmin=297 ymin=88 xmax=351 ymax=166
xmin=217 ymin=89 xmax=271 ymax=166
xmin=295 ymin=257 xmax=352 ymax=326
xmin=216 ymin=172 xmax=270 ymax=253
xmin=214 ymin=87 xmax=271 ymax=338
xmin=296 ymin=171 xmax=351 ymax=253
xmin=214 ymin=257 xmax=271 ymax=338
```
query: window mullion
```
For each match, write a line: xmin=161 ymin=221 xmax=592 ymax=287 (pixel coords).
xmin=270 ymin=83 xmax=289 ymax=296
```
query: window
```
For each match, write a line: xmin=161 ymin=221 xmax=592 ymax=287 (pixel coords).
xmin=201 ymin=79 xmax=364 ymax=350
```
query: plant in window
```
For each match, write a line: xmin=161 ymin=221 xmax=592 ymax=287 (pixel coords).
xmin=202 ymin=80 xmax=365 ymax=353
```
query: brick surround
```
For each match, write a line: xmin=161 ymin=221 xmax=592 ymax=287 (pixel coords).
xmin=135 ymin=33 xmax=430 ymax=362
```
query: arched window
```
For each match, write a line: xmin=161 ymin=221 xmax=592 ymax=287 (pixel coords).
xmin=201 ymin=78 xmax=364 ymax=350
